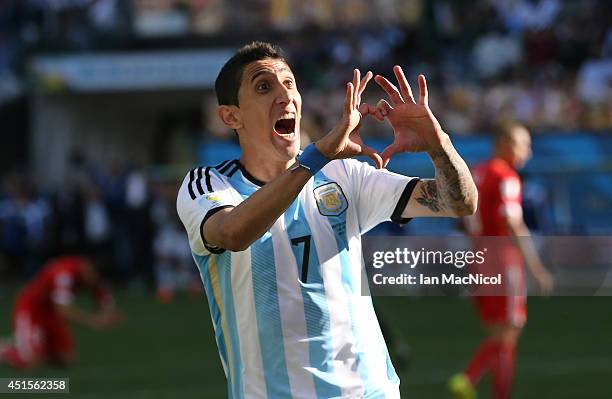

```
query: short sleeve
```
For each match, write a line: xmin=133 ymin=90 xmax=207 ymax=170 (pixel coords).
xmin=176 ymin=166 xmax=241 ymax=256
xmin=498 ymin=175 xmax=523 ymax=219
xmin=342 ymin=159 xmax=419 ymax=234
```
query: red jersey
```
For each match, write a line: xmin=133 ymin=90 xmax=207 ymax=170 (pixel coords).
xmin=2 ymin=256 xmax=114 ymax=367
xmin=468 ymin=159 xmax=527 ymax=326
xmin=467 ymin=158 xmax=523 ymax=237
xmin=17 ymin=256 xmax=112 ymax=312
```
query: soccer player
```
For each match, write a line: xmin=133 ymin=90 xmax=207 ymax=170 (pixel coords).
xmin=0 ymin=255 xmax=121 ymax=369
xmin=177 ymin=42 xmax=477 ymax=398
xmin=449 ymin=120 xmax=554 ymax=399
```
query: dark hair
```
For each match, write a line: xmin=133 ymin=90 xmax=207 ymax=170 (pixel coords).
xmin=492 ymin=119 xmax=527 ymax=144
xmin=215 ymin=42 xmax=288 ymax=106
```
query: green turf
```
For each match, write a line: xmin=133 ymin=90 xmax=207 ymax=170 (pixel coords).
xmin=1 ymin=292 xmax=611 ymax=398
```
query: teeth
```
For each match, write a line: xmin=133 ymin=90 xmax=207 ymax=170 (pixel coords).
xmin=277 ymin=114 xmax=295 ymax=121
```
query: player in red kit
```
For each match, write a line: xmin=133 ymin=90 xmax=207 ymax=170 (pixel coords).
xmin=449 ymin=120 xmax=554 ymax=399
xmin=0 ymin=256 xmax=122 ymax=369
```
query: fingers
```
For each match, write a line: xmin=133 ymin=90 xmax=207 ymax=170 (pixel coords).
xmin=358 ymin=101 xmax=390 ymax=122
xmin=359 ymin=102 xmax=382 ymax=122
xmin=361 ymin=145 xmax=384 ymax=169
xmin=418 ymin=74 xmax=428 ymax=106
xmin=376 ymin=99 xmax=392 ymax=120
xmin=350 ymin=134 xmax=383 ymax=169
xmin=358 ymin=70 xmax=373 ymax=97
xmin=344 ymin=82 xmax=354 ymax=115
xmin=358 ymin=102 xmax=371 ymax=116
xmin=393 ymin=65 xmax=415 ymax=104
xmin=374 ymin=75 xmax=404 ymax=105
xmin=381 ymin=142 xmax=402 ymax=168
xmin=353 ymin=69 xmax=360 ymax=109
xmin=358 ymin=102 xmax=380 ymax=122
xmin=376 ymin=70 xmax=427 ymax=106
xmin=347 ymin=69 xmax=373 ymax=114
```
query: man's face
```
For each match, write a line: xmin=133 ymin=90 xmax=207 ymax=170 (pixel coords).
xmin=235 ymin=58 xmax=302 ymax=162
xmin=507 ymin=126 xmax=532 ymax=169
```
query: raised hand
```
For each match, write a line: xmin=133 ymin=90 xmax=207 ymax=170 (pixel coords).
xmin=364 ymin=66 xmax=446 ymax=167
xmin=315 ymin=69 xmax=383 ymax=169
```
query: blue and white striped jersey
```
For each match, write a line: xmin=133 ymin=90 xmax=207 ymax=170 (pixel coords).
xmin=177 ymin=158 xmax=417 ymax=399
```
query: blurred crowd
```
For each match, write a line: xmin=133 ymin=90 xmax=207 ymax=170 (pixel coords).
xmin=285 ymin=0 xmax=612 ymax=137
xmin=0 ymin=152 xmax=199 ymax=300
xmin=1 ymin=0 xmax=611 ymax=133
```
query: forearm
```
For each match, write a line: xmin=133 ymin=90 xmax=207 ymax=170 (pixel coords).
xmin=427 ymin=134 xmax=477 ymax=216
xmin=507 ymin=219 xmax=546 ymax=274
xmin=205 ymin=166 xmax=312 ymax=251
xmin=55 ymin=305 xmax=97 ymax=328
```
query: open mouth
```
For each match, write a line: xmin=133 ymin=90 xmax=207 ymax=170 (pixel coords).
xmin=274 ymin=114 xmax=296 ymax=136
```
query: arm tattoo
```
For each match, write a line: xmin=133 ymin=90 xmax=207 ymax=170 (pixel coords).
xmin=416 ymin=180 xmax=442 ymax=212
xmin=421 ymin=138 xmax=477 ymax=214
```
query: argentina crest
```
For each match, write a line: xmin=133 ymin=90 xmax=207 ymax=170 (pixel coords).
xmin=313 ymin=182 xmax=348 ymax=216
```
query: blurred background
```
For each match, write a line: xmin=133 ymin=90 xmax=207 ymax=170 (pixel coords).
xmin=0 ymin=0 xmax=611 ymax=398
